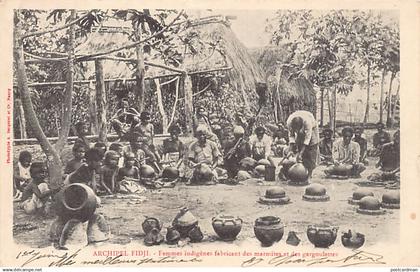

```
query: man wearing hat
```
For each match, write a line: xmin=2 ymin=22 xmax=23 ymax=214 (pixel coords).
xmin=224 ymin=126 xmax=251 ymax=178
xmin=286 ymin=110 xmax=320 ymax=178
xmin=324 ymin=126 xmax=366 ymax=178
xmin=186 ymin=125 xmax=223 ymax=183
xmin=319 ymin=127 xmax=334 ymax=165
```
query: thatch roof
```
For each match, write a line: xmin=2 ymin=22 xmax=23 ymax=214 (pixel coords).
xmin=250 ymin=45 xmax=317 ymax=121
xmin=73 ymin=19 xmax=265 ymax=111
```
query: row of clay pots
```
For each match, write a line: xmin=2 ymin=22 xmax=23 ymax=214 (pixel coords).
xmin=349 ymin=188 xmax=400 ymax=210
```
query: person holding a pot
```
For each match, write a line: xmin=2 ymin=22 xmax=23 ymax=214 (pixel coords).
xmin=324 ymin=126 xmax=366 ymax=178
xmin=286 ymin=110 xmax=320 ymax=178
xmin=186 ymin=125 xmax=223 ymax=183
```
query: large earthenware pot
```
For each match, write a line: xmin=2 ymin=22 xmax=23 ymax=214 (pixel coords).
xmin=307 ymin=225 xmax=338 ymax=248
xmin=382 ymin=191 xmax=400 ymax=204
xmin=140 ymin=165 xmax=156 ymax=178
xmin=341 ymin=230 xmax=365 ymax=249
xmin=305 ymin=183 xmax=327 ymax=196
xmin=288 ymin=163 xmax=309 ymax=183
xmin=359 ymin=196 xmax=381 ymax=210
xmin=172 ymin=207 xmax=198 ymax=237
xmin=236 ymin=170 xmax=252 ymax=182
xmin=192 ymin=164 xmax=214 ymax=183
xmin=142 ymin=217 xmax=162 ymax=234
xmin=254 ymin=216 xmax=284 ymax=247
xmin=161 ymin=167 xmax=179 ymax=180
xmin=257 ymin=159 xmax=271 ymax=166
xmin=281 ymin=157 xmax=296 ymax=173
xmin=254 ymin=165 xmax=266 ymax=177
xmin=265 ymin=187 xmax=286 ymax=199
xmin=239 ymin=157 xmax=257 ymax=171
xmin=353 ymin=188 xmax=374 ymax=201
xmin=332 ymin=164 xmax=353 ymax=176
xmin=212 ymin=214 xmax=243 ymax=241
xmin=55 ymin=183 xmax=97 ymax=222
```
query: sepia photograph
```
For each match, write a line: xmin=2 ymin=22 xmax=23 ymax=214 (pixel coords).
xmin=1 ymin=1 xmax=419 ymax=268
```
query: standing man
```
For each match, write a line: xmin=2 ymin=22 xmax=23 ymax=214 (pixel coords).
xmin=286 ymin=110 xmax=320 ymax=178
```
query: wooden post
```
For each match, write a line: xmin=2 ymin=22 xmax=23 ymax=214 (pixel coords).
xmin=135 ymin=26 xmax=145 ymax=113
xmin=16 ymin=98 xmax=27 ymax=139
xmin=320 ymin=88 xmax=324 ymax=127
xmin=182 ymin=73 xmax=193 ymax=136
xmin=154 ymin=78 xmax=168 ymax=133
xmin=88 ymin=82 xmax=98 ymax=134
xmin=95 ymin=59 xmax=108 ymax=143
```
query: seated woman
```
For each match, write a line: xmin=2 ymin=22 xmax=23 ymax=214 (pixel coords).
xmin=368 ymin=122 xmax=391 ymax=157
xmin=324 ymin=127 xmax=366 ymax=178
xmin=14 ymin=150 xmax=32 ymax=201
xmin=161 ymin=124 xmax=185 ymax=166
xmin=368 ymin=130 xmax=400 ymax=186
xmin=319 ymin=128 xmax=334 ymax=165
xmin=20 ymin=162 xmax=60 ymax=215
xmin=186 ymin=125 xmax=223 ymax=184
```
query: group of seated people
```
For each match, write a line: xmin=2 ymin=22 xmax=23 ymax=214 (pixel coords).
xmin=13 ymin=110 xmax=400 ymax=215
xmin=319 ymin=122 xmax=400 ymax=186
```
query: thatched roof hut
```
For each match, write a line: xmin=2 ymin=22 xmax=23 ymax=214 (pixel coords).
xmin=250 ymin=45 xmax=317 ymax=123
xmin=71 ymin=17 xmax=266 ymax=132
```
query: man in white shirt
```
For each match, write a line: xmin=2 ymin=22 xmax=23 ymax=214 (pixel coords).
xmin=249 ymin=126 xmax=275 ymax=166
xmin=286 ymin=110 xmax=320 ymax=178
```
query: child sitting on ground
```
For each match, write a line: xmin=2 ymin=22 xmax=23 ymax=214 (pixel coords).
xmin=14 ymin=151 xmax=32 ymax=201
xmin=109 ymin=142 xmax=125 ymax=168
xmin=117 ymin=152 xmax=147 ymax=194
xmin=99 ymin=150 xmax=120 ymax=195
xmin=64 ymin=144 xmax=86 ymax=175
xmin=20 ymin=162 xmax=60 ymax=215
xmin=117 ymin=152 xmax=140 ymax=182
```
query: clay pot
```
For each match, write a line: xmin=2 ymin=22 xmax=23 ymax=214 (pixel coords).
xmin=212 ymin=214 xmax=243 ymax=241
xmin=265 ymin=187 xmax=286 ymax=199
xmin=341 ymin=230 xmax=365 ymax=249
xmin=140 ymin=165 xmax=155 ymax=179
xmin=281 ymin=157 xmax=297 ymax=170
xmin=305 ymin=183 xmax=327 ymax=196
xmin=307 ymin=225 xmax=338 ymax=248
xmin=55 ymin=183 xmax=97 ymax=222
xmin=172 ymin=207 xmax=198 ymax=237
xmin=331 ymin=164 xmax=353 ymax=176
xmin=352 ymin=188 xmax=374 ymax=201
xmin=144 ymin=228 xmax=164 ymax=246
xmin=142 ymin=217 xmax=162 ymax=234
xmin=257 ymin=159 xmax=271 ymax=166
xmin=161 ymin=167 xmax=179 ymax=180
xmin=254 ymin=165 xmax=266 ymax=177
xmin=188 ymin=226 xmax=204 ymax=243
xmin=382 ymin=191 xmax=400 ymax=204
xmin=236 ymin=170 xmax=252 ymax=181
xmin=254 ymin=216 xmax=284 ymax=247
xmin=165 ymin=227 xmax=181 ymax=245
xmin=359 ymin=196 xmax=381 ymax=210
xmin=192 ymin=164 xmax=214 ymax=183
xmin=288 ymin=163 xmax=309 ymax=183
xmin=239 ymin=157 xmax=257 ymax=171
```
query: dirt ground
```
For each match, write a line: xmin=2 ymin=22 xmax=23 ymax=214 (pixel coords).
xmin=13 ymin=128 xmax=399 ymax=249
